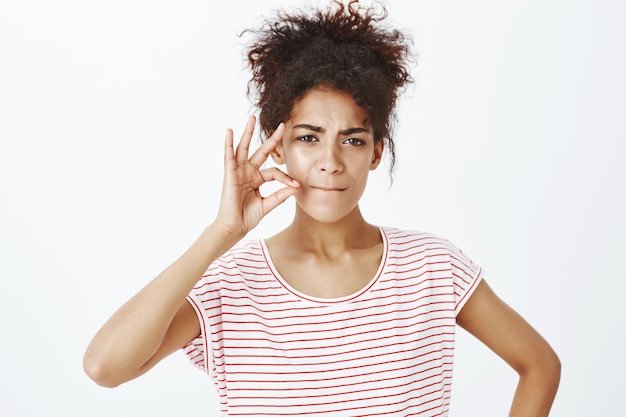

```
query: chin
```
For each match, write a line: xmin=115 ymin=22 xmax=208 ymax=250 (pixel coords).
xmin=296 ymin=201 xmax=360 ymax=225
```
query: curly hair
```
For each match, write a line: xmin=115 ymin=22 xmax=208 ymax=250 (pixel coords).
xmin=244 ymin=0 xmax=414 ymax=172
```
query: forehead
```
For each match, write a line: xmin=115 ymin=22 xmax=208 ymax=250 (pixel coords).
xmin=288 ymin=87 xmax=370 ymax=125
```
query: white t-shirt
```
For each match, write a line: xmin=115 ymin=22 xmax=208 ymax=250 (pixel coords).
xmin=184 ymin=226 xmax=483 ymax=416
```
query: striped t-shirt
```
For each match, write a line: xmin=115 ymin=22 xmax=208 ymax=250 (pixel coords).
xmin=184 ymin=227 xmax=483 ymax=416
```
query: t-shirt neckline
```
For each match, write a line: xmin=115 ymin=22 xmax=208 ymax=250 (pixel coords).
xmin=259 ymin=226 xmax=389 ymax=304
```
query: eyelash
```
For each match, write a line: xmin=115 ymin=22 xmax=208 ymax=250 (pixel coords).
xmin=296 ymin=135 xmax=318 ymax=142
xmin=344 ymin=138 xmax=366 ymax=146
xmin=295 ymin=136 xmax=366 ymax=146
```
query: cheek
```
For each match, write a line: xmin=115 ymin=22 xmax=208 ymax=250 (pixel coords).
xmin=354 ymin=157 xmax=376 ymax=178
xmin=287 ymin=167 xmax=304 ymax=183
xmin=283 ymin=149 xmax=310 ymax=178
xmin=283 ymin=163 xmax=306 ymax=186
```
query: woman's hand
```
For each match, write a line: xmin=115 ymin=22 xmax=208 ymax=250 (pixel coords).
xmin=214 ymin=115 xmax=299 ymax=240
xmin=83 ymin=116 xmax=299 ymax=388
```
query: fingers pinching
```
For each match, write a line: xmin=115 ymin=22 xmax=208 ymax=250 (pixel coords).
xmin=260 ymin=167 xmax=299 ymax=188
xmin=259 ymin=167 xmax=300 ymax=215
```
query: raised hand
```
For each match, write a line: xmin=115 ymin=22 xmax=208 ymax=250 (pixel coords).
xmin=83 ymin=116 xmax=298 ymax=389
xmin=214 ymin=115 xmax=299 ymax=241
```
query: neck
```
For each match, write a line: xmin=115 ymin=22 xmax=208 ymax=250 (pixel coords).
xmin=282 ymin=205 xmax=380 ymax=255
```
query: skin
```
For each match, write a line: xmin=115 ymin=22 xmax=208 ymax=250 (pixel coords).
xmin=266 ymin=87 xmax=385 ymax=298
xmin=82 ymin=116 xmax=299 ymax=387
xmin=83 ymin=87 xmax=560 ymax=416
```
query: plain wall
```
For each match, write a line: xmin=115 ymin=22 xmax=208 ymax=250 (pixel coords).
xmin=1 ymin=0 xmax=625 ymax=415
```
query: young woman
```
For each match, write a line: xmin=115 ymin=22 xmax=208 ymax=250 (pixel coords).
xmin=83 ymin=1 xmax=561 ymax=416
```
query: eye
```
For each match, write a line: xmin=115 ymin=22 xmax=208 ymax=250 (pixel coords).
xmin=343 ymin=137 xmax=366 ymax=146
xmin=296 ymin=135 xmax=318 ymax=142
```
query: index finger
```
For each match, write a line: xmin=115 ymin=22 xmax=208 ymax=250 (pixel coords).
xmin=249 ymin=122 xmax=285 ymax=168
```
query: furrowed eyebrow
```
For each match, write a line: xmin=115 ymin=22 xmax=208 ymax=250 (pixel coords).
xmin=343 ymin=118 xmax=371 ymax=135
xmin=339 ymin=127 xmax=370 ymax=135
xmin=292 ymin=124 xmax=371 ymax=135
xmin=293 ymin=124 xmax=324 ymax=133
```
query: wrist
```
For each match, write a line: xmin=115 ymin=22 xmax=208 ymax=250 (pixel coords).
xmin=203 ymin=221 xmax=245 ymax=248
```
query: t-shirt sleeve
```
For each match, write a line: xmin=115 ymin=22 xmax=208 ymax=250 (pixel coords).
xmin=182 ymin=256 xmax=227 ymax=374
xmin=183 ymin=295 xmax=210 ymax=373
xmin=444 ymin=238 xmax=484 ymax=315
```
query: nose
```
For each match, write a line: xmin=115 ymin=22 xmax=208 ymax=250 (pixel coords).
xmin=316 ymin=142 xmax=343 ymax=174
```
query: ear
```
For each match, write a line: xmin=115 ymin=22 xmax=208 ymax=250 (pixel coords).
xmin=369 ymin=140 xmax=384 ymax=170
xmin=269 ymin=131 xmax=286 ymax=165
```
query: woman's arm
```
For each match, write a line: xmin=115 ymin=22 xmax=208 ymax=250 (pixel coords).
xmin=83 ymin=117 xmax=299 ymax=387
xmin=82 ymin=224 xmax=237 ymax=387
xmin=456 ymin=280 xmax=561 ymax=417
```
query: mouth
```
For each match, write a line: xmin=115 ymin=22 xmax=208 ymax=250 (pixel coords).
xmin=310 ymin=185 xmax=347 ymax=192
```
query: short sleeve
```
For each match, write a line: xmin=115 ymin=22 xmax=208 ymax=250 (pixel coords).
xmin=182 ymin=253 xmax=230 ymax=374
xmin=445 ymin=239 xmax=484 ymax=315
xmin=183 ymin=295 xmax=211 ymax=373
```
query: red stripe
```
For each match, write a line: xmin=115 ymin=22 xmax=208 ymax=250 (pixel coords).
xmin=183 ymin=227 xmax=482 ymax=417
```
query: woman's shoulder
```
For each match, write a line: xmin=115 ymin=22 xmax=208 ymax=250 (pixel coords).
xmin=381 ymin=226 xmax=482 ymax=277
xmin=381 ymin=226 xmax=448 ymax=244
xmin=381 ymin=226 xmax=471 ymax=257
xmin=200 ymin=239 xmax=268 ymax=284
xmin=219 ymin=238 xmax=265 ymax=262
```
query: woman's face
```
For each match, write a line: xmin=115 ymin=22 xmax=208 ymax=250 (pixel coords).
xmin=271 ymin=87 xmax=383 ymax=224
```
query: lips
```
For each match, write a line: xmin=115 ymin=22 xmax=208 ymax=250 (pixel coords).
xmin=310 ymin=185 xmax=347 ymax=191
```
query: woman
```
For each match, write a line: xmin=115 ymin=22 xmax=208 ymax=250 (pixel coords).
xmin=83 ymin=1 xmax=561 ymax=415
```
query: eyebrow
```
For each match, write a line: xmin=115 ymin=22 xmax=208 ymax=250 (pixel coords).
xmin=292 ymin=124 xmax=371 ymax=135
